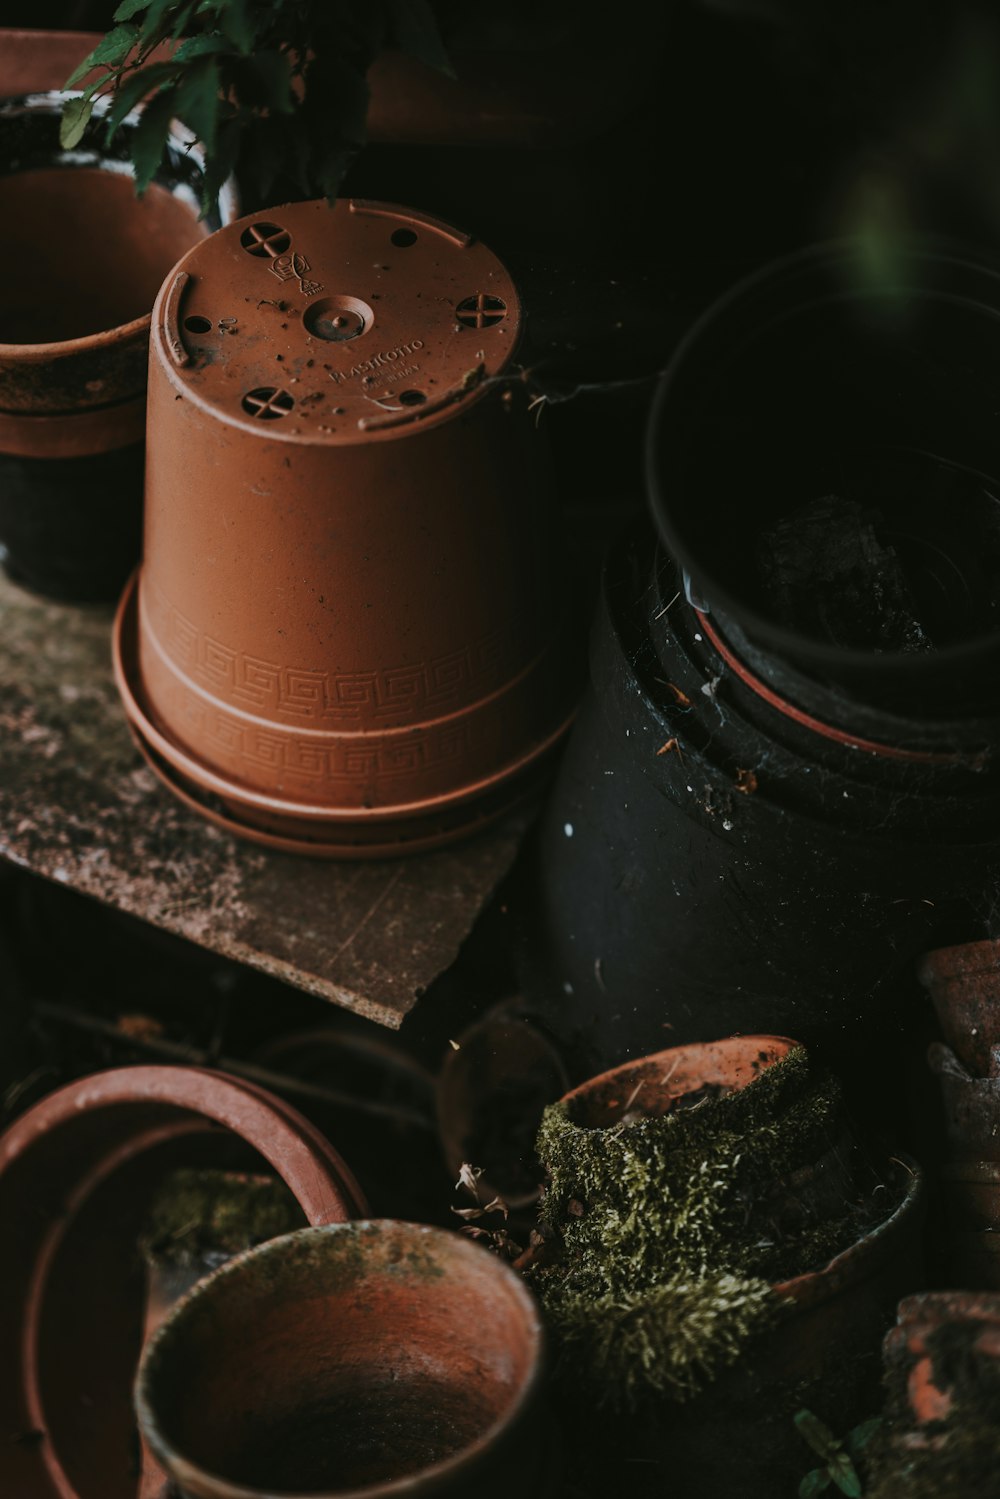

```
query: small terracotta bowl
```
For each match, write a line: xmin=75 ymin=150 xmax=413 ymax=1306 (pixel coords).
xmin=112 ymin=198 xmax=577 ymax=855
xmin=136 ymin=1220 xmax=548 ymax=1498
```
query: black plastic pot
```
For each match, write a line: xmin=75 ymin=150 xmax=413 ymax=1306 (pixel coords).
xmin=0 ymin=92 xmax=236 ymax=602
xmin=517 ymin=522 xmax=1000 ymax=1084
xmin=647 ymin=241 xmax=1000 ymax=716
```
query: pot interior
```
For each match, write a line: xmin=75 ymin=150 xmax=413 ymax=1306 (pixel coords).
xmin=142 ymin=1223 xmax=538 ymax=1494
xmin=652 ymin=250 xmax=1000 ymax=671
xmin=562 ymin=1036 xmax=795 ymax=1131
xmin=0 ymin=167 xmax=208 ymax=344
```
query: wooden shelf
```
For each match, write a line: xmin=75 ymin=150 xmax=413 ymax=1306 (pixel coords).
xmin=0 ymin=572 xmax=529 ymax=1027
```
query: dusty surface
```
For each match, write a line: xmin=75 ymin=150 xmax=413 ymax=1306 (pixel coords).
xmin=0 ymin=572 xmax=527 ymax=1026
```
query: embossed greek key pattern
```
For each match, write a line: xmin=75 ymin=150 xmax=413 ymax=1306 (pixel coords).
xmin=166 ymin=689 xmax=471 ymax=790
xmin=142 ymin=577 xmax=532 ymax=725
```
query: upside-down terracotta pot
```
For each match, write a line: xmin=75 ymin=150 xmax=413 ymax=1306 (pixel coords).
xmin=0 ymin=1066 xmax=366 ymax=1499
xmin=112 ymin=197 xmax=576 ymax=856
xmin=136 ymin=1220 xmax=552 ymax=1498
xmin=919 ymin=938 xmax=1000 ymax=1078
xmin=544 ymin=1039 xmax=925 ymax=1498
xmin=0 ymin=92 xmax=236 ymax=601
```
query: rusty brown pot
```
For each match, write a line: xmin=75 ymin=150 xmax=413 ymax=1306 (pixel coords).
xmin=112 ymin=197 xmax=576 ymax=857
xmin=546 ymin=1040 xmax=924 ymax=1497
xmin=928 ymin=1041 xmax=1000 ymax=1158
xmin=883 ymin=1291 xmax=1000 ymax=1429
xmin=0 ymin=1066 xmax=366 ymax=1499
xmin=558 ymin=1035 xmax=862 ymax=1233
xmin=0 ymin=90 xmax=237 ymax=600
xmin=919 ymin=938 xmax=1000 ymax=1078
xmin=136 ymin=1220 xmax=549 ymax=1498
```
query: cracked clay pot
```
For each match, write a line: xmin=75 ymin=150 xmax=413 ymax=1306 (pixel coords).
xmin=0 ymin=91 xmax=236 ymax=601
xmin=135 ymin=1220 xmax=552 ymax=1499
xmin=113 ymin=198 xmax=575 ymax=857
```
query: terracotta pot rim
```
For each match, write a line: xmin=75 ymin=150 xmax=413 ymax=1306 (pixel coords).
xmin=114 ymin=571 xmax=572 ymax=828
xmin=0 ymin=1066 xmax=367 ymax=1499
xmin=558 ymin=1034 xmax=800 ymax=1123
xmin=135 ymin=1220 xmax=546 ymax=1499
xmin=0 ymin=1064 xmax=367 ymax=1217
xmin=918 ymin=937 xmax=1000 ymax=983
xmin=0 ymin=92 xmax=237 ymax=361
xmin=123 ymin=721 xmax=543 ymax=857
xmin=774 ymin=1155 xmax=923 ymax=1306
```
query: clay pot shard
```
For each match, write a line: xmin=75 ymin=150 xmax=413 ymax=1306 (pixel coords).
xmin=135 ymin=1220 xmax=550 ymax=1499
xmin=883 ymin=1291 xmax=1000 ymax=1431
xmin=919 ymin=938 xmax=1000 ymax=1078
xmin=112 ymin=197 xmax=577 ymax=857
xmin=0 ymin=91 xmax=237 ymax=602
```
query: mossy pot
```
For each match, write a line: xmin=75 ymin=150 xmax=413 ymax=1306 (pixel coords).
xmin=540 ymin=1040 xmax=925 ymax=1498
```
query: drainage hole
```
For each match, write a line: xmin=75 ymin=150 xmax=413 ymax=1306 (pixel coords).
xmin=391 ymin=228 xmax=418 ymax=248
xmin=184 ymin=315 xmax=213 ymax=334
xmin=242 ymin=387 xmax=295 ymax=420
xmin=240 ymin=222 xmax=291 ymax=258
xmin=398 ymin=389 xmax=427 ymax=406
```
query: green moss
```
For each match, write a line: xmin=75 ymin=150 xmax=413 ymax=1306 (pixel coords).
xmin=140 ymin=1168 xmax=303 ymax=1267
xmin=531 ymin=1048 xmax=891 ymax=1410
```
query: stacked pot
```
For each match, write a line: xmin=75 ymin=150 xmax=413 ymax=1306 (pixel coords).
xmin=874 ymin=1292 xmax=1000 ymax=1492
xmin=0 ymin=91 xmax=235 ymax=600
xmin=532 ymin=1037 xmax=924 ymax=1499
xmin=112 ymin=197 xmax=576 ymax=856
xmin=921 ymin=939 xmax=1000 ymax=1288
xmin=519 ymin=241 xmax=1000 ymax=1085
xmin=0 ymin=1064 xmax=555 ymax=1499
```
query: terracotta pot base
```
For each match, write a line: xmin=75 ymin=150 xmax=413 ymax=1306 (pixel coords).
xmin=114 ymin=573 xmax=568 ymax=857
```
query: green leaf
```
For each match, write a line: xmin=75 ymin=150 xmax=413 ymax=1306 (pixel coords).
xmin=845 ymin=1417 xmax=882 ymax=1460
xmin=218 ymin=0 xmax=255 ymax=54
xmin=59 ymin=94 xmax=95 ymax=149
xmin=65 ymin=23 xmax=140 ymax=87
xmin=199 ymin=113 xmax=241 ymax=218
xmin=828 ymin=1452 xmax=862 ymax=1499
xmin=173 ymin=34 xmax=232 ymax=62
xmin=130 ymin=87 xmax=177 ymax=194
xmin=794 ymin=1411 xmax=841 ymax=1462
xmin=242 ymin=51 xmax=295 ymax=114
xmin=114 ymin=0 xmax=151 ymax=19
xmin=387 ymin=0 xmax=455 ymax=76
xmin=173 ymin=56 xmax=222 ymax=150
xmin=104 ymin=62 xmax=178 ymax=137
xmin=799 ymin=1470 xmax=833 ymax=1499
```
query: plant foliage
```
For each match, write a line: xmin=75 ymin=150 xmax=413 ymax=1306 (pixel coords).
xmin=60 ymin=0 xmax=453 ymax=212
